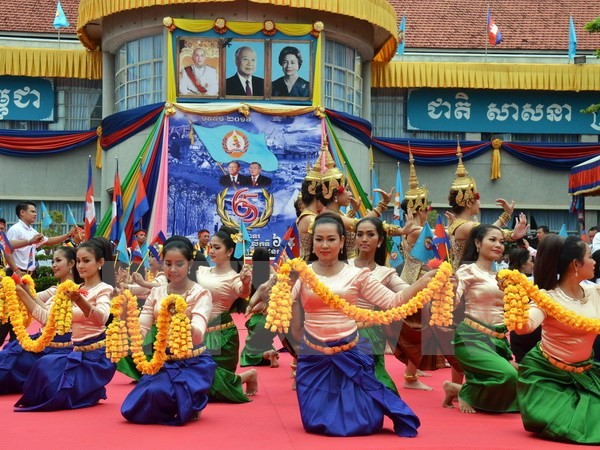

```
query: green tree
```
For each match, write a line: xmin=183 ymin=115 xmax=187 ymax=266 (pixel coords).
xmin=582 ymin=17 xmax=600 ymax=114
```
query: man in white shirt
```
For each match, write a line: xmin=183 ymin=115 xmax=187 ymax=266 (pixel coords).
xmin=6 ymin=201 xmax=76 ymax=275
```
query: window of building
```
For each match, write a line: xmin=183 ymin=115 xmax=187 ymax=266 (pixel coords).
xmin=324 ymin=40 xmax=362 ymax=116
xmin=57 ymin=79 xmax=102 ymax=131
xmin=115 ymin=35 xmax=164 ymax=112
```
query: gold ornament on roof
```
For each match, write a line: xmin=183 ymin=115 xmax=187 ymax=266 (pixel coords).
xmin=404 ymin=148 xmax=429 ymax=212
xmin=450 ymin=138 xmax=478 ymax=207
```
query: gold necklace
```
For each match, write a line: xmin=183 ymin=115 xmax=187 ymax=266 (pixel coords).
xmin=556 ymin=286 xmax=588 ymax=305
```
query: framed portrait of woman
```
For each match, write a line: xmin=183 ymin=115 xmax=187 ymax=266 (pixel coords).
xmin=270 ymin=41 xmax=312 ymax=100
xmin=177 ymin=38 xmax=222 ymax=98
xmin=224 ymin=39 xmax=266 ymax=99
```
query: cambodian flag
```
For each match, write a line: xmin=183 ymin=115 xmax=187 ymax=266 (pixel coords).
xmin=432 ymin=214 xmax=450 ymax=262
xmin=151 ymin=230 xmax=167 ymax=246
xmin=110 ymin=162 xmax=123 ymax=244
xmin=487 ymin=8 xmax=503 ymax=46
xmin=84 ymin=158 xmax=96 ymax=240
xmin=133 ymin=166 xmax=149 ymax=231
xmin=274 ymin=225 xmax=300 ymax=264
xmin=0 ymin=231 xmax=13 ymax=255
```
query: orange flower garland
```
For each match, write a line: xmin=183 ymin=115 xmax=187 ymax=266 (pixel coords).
xmin=499 ymin=269 xmax=600 ymax=332
xmin=497 ymin=269 xmax=530 ymax=331
xmin=265 ymin=258 xmax=455 ymax=333
xmin=106 ymin=292 xmax=194 ymax=374
xmin=106 ymin=290 xmax=137 ymax=362
xmin=3 ymin=278 xmax=79 ymax=352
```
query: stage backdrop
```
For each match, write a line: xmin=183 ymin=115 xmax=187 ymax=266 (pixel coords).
xmin=167 ymin=108 xmax=321 ymax=256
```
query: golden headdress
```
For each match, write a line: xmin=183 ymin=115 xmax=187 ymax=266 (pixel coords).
xmin=304 ymin=133 xmax=345 ymax=199
xmin=450 ymin=140 xmax=478 ymax=207
xmin=404 ymin=149 xmax=429 ymax=212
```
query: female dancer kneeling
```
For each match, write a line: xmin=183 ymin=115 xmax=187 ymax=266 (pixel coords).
xmin=121 ymin=236 xmax=217 ymax=425
xmin=0 ymin=246 xmax=79 ymax=394
xmin=15 ymin=237 xmax=116 ymax=411
xmin=442 ymin=225 xmax=519 ymax=414
xmin=514 ymin=234 xmax=600 ymax=444
xmin=291 ymin=212 xmax=420 ymax=437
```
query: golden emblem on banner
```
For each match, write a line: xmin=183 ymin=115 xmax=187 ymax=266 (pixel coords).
xmin=216 ymin=187 xmax=274 ymax=229
xmin=222 ymin=130 xmax=249 ymax=158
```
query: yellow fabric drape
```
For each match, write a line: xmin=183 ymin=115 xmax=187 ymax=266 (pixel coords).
xmin=173 ymin=102 xmax=317 ymax=116
xmin=166 ymin=19 xmax=319 ymax=103
xmin=491 ymin=148 xmax=501 ymax=180
xmin=0 ymin=47 xmax=102 ymax=79
xmin=77 ymin=0 xmax=235 ymax=50
xmin=248 ymin=0 xmax=397 ymax=61
xmin=372 ymin=61 xmax=600 ymax=92
xmin=78 ymin=0 xmax=397 ymax=61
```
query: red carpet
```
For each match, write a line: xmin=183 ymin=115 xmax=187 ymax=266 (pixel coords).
xmin=0 ymin=315 xmax=581 ymax=449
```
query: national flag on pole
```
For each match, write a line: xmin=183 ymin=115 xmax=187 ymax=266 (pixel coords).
xmin=0 ymin=231 xmax=14 ymax=255
xmin=66 ymin=204 xmax=78 ymax=226
xmin=115 ymin=229 xmax=130 ymax=265
xmin=410 ymin=223 xmax=437 ymax=263
xmin=569 ymin=15 xmax=577 ymax=61
xmin=110 ymin=162 xmax=123 ymax=243
xmin=234 ymin=221 xmax=252 ymax=259
xmin=84 ymin=157 xmax=96 ymax=240
xmin=148 ymin=245 xmax=162 ymax=263
xmin=370 ymin=149 xmax=382 ymax=205
xmin=558 ymin=224 xmax=568 ymax=238
xmin=432 ymin=214 xmax=450 ymax=262
xmin=581 ymin=228 xmax=589 ymax=244
xmin=133 ymin=165 xmax=150 ymax=231
xmin=40 ymin=201 xmax=53 ymax=229
xmin=397 ymin=15 xmax=406 ymax=56
xmin=151 ymin=230 xmax=167 ymax=246
xmin=130 ymin=239 xmax=143 ymax=263
xmin=193 ymin=124 xmax=279 ymax=171
xmin=393 ymin=162 xmax=404 ymax=223
xmin=274 ymin=225 xmax=300 ymax=264
xmin=53 ymin=0 xmax=70 ymax=29
xmin=388 ymin=238 xmax=404 ymax=269
xmin=139 ymin=242 xmax=150 ymax=269
xmin=27 ymin=246 xmax=35 ymax=271
xmin=487 ymin=8 xmax=503 ymax=46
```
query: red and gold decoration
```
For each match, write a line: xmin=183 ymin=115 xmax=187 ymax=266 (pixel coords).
xmin=265 ymin=258 xmax=454 ymax=333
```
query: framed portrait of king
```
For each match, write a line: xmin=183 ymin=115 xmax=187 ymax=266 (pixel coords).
xmin=178 ymin=38 xmax=222 ymax=98
xmin=224 ymin=39 xmax=266 ymax=99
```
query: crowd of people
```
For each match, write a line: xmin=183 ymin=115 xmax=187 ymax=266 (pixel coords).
xmin=0 ymin=144 xmax=599 ymax=444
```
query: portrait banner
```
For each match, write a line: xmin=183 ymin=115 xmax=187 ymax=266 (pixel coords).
xmin=167 ymin=108 xmax=321 ymax=256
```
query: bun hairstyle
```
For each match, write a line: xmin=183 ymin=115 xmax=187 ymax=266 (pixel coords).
xmin=162 ymin=236 xmax=194 ymax=261
xmin=214 ymin=225 xmax=243 ymax=272
xmin=78 ymin=236 xmax=114 ymax=285
xmin=308 ymin=211 xmax=347 ymax=262
xmin=460 ymin=224 xmax=502 ymax=266
xmin=356 ymin=217 xmax=387 ymax=266
xmin=534 ymin=234 xmax=587 ymax=290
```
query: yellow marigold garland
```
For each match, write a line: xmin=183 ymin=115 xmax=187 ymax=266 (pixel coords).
xmin=106 ymin=290 xmax=137 ymax=362
xmin=106 ymin=292 xmax=194 ymax=374
xmin=4 ymin=278 xmax=79 ymax=352
xmin=265 ymin=258 xmax=454 ymax=333
xmin=497 ymin=269 xmax=530 ymax=331
xmin=499 ymin=269 xmax=600 ymax=332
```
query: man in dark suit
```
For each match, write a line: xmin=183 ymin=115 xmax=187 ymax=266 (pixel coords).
xmin=244 ymin=162 xmax=272 ymax=187
xmin=225 ymin=46 xmax=264 ymax=96
xmin=219 ymin=161 xmax=250 ymax=188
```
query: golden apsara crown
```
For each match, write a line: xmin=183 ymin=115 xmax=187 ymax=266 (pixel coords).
xmin=404 ymin=149 xmax=429 ymax=212
xmin=450 ymin=141 xmax=478 ymax=207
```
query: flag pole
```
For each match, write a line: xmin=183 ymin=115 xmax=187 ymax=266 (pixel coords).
xmin=484 ymin=5 xmax=489 ymax=62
